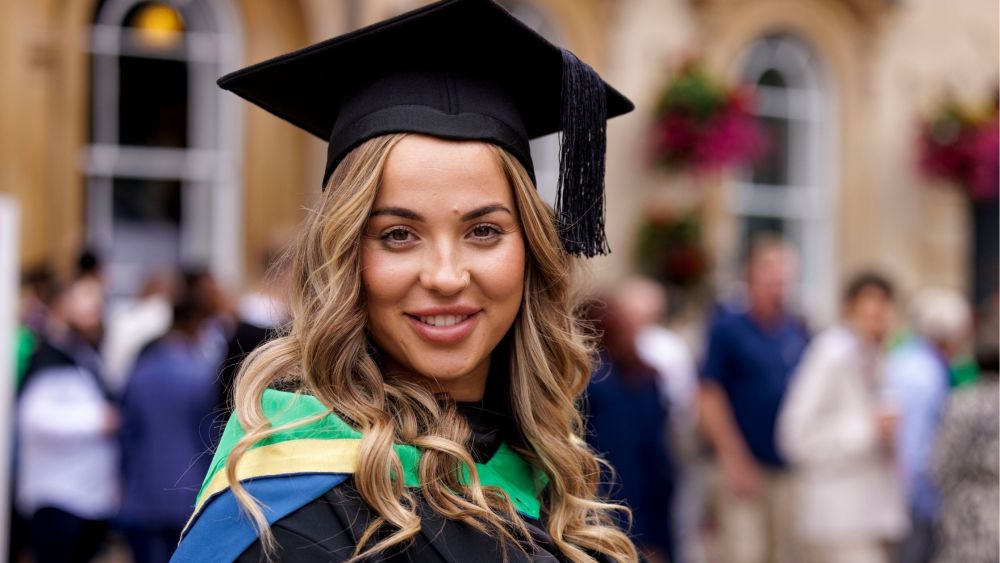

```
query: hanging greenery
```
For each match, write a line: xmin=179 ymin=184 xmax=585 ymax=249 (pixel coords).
xmin=650 ymin=61 xmax=767 ymax=174
xmin=918 ymin=96 xmax=999 ymax=201
xmin=634 ymin=208 xmax=707 ymax=289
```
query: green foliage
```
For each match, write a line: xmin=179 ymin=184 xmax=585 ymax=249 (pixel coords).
xmin=655 ymin=64 xmax=727 ymax=122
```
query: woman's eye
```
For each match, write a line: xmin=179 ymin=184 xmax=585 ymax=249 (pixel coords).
xmin=380 ymin=227 xmax=414 ymax=246
xmin=470 ymin=224 xmax=502 ymax=240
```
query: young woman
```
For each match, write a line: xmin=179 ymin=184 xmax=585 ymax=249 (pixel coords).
xmin=171 ymin=1 xmax=636 ymax=561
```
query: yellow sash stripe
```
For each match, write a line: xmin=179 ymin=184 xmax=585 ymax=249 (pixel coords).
xmin=192 ymin=438 xmax=362 ymax=517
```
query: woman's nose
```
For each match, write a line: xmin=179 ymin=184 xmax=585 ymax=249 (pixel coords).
xmin=418 ymin=242 xmax=470 ymax=296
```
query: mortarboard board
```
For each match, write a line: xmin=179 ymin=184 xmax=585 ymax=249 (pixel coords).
xmin=217 ymin=0 xmax=633 ymax=257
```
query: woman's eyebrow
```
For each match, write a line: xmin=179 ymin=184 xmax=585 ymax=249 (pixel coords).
xmin=460 ymin=203 xmax=512 ymax=221
xmin=369 ymin=207 xmax=424 ymax=221
xmin=370 ymin=204 xmax=512 ymax=222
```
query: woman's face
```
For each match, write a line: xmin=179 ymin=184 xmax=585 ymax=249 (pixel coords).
xmin=361 ymin=135 xmax=525 ymax=401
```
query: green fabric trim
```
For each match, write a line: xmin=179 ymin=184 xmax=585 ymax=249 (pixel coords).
xmin=950 ymin=355 xmax=980 ymax=389
xmin=14 ymin=326 xmax=37 ymax=387
xmin=200 ymin=389 xmax=545 ymax=519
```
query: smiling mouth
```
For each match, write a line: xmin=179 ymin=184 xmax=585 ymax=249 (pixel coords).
xmin=411 ymin=314 xmax=473 ymax=327
xmin=404 ymin=311 xmax=480 ymax=344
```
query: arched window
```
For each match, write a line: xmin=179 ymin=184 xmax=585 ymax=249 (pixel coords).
xmin=724 ymin=34 xmax=837 ymax=323
xmin=86 ymin=0 xmax=242 ymax=298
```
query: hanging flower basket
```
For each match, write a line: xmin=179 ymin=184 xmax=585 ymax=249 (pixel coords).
xmin=635 ymin=208 xmax=707 ymax=289
xmin=917 ymin=94 xmax=999 ymax=305
xmin=650 ymin=62 xmax=768 ymax=174
xmin=917 ymin=98 xmax=999 ymax=201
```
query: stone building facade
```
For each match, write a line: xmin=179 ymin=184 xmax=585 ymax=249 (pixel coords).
xmin=1 ymin=0 xmax=995 ymax=324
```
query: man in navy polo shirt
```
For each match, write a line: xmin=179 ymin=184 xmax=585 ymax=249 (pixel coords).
xmin=699 ymin=235 xmax=810 ymax=563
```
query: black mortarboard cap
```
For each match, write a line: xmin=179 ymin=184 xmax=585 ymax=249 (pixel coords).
xmin=217 ymin=0 xmax=634 ymax=257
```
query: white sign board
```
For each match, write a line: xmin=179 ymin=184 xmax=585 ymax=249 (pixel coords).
xmin=0 ymin=194 xmax=19 ymax=557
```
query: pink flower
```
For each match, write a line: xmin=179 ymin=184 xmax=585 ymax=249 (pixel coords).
xmin=651 ymin=105 xmax=767 ymax=173
xmin=649 ymin=65 xmax=769 ymax=175
xmin=918 ymin=112 xmax=999 ymax=201
xmin=968 ymin=117 xmax=999 ymax=200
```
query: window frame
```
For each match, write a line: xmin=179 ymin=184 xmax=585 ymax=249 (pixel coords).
xmin=85 ymin=0 xmax=244 ymax=298
xmin=720 ymin=33 xmax=839 ymax=325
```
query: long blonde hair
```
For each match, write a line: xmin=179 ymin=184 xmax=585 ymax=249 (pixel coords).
xmin=227 ymin=133 xmax=638 ymax=562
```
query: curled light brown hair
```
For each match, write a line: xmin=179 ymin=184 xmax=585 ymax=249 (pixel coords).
xmin=226 ymin=133 xmax=638 ymax=562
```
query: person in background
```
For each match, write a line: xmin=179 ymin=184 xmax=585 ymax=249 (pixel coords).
xmin=217 ymin=245 xmax=290 ymax=417
xmin=75 ymin=249 xmax=104 ymax=284
xmin=884 ymin=288 xmax=970 ymax=563
xmin=182 ymin=267 xmax=231 ymax=370
xmin=585 ymin=291 xmax=676 ymax=563
xmin=118 ymin=292 xmax=220 ymax=563
xmin=930 ymin=295 xmax=998 ymax=563
xmin=698 ymin=234 xmax=809 ymax=563
xmin=18 ymin=264 xmax=57 ymax=338
xmin=102 ymin=272 xmax=174 ymax=392
xmin=16 ymin=277 xmax=119 ymax=563
xmin=14 ymin=264 xmax=58 ymax=389
xmin=10 ymin=264 xmax=58 ymax=563
xmin=778 ymin=272 xmax=908 ymax=563
xmin=621 ymin=276 xmax=703 ymax=563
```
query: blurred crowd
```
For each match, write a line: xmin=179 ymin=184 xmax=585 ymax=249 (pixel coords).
xmin=10 ymin=250 xmax=289 ymax=563
xmin=584 ymin=235 xmax=998 ymax=563
xmin=6 ymin=234 xmax=999 ymax=563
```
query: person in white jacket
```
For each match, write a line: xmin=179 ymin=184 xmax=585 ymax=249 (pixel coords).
xmin=16 ymin=277 xmax=120 ymax=563
xmin=777 ymin=273 xmax=908 ymax=563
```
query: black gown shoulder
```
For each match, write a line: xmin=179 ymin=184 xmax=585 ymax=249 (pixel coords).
xmin=236 ymin=476 xmax=595 ymax=563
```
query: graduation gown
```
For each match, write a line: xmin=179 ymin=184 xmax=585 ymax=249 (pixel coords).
xmin=171 ymin=389 xmax=611 ymax=562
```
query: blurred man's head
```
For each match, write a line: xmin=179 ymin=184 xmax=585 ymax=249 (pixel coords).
xmin=614 ymin=276 xmax=667 ymax=330
xmin=909 ymin=288 xmax=971 ymax=359
xmin=76 ymin=249 xmax=103 ymax=281
xmin=745 ymin=234 xmax=797 ymax=318
xmin=171 ymin=295 xmax=208 ymax=338
xmin=21 ymin=263 xmax=57 ymax=305
xmin=582 ymin=293 xmax=651 ymax=381
xmin=181 ymin=266 xmax=225 ymax=318
xmin=52 ymin=278 xmax=104 ymax=347
xmin=843 ymin=272 xmax=895 ymax=344
xmin=138 ymin=271 xmax=174 ymax=300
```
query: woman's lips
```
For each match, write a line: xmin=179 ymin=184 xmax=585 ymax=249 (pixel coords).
xmin=405 ymin=311 xmax=480 ymax=344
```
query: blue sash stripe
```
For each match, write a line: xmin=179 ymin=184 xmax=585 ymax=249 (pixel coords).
xmin=170 ymin=473 xmax=350 ymax=562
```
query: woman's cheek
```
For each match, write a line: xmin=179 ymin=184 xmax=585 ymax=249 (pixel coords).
xmin=476 ymin=237 xmax=525 ymax=302
xmin=362 ymin=246 xmax=418 ymax=304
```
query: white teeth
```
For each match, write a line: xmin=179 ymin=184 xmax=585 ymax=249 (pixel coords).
xmin=418 ymin=314 xmax=470 ymax=327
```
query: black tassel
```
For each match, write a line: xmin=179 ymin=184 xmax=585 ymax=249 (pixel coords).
xmin=556 ymin=49 xmax=609 ymax=257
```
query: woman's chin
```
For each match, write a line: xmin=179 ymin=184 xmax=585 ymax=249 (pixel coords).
xmin=406 ymin=359 xmax=489 ymax=398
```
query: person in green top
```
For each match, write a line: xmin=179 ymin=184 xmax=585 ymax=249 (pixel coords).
xmin=14 ymin=326 xmax=36 ymax=388
xmin=172 ymin=1 xmax=642 ymax=562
